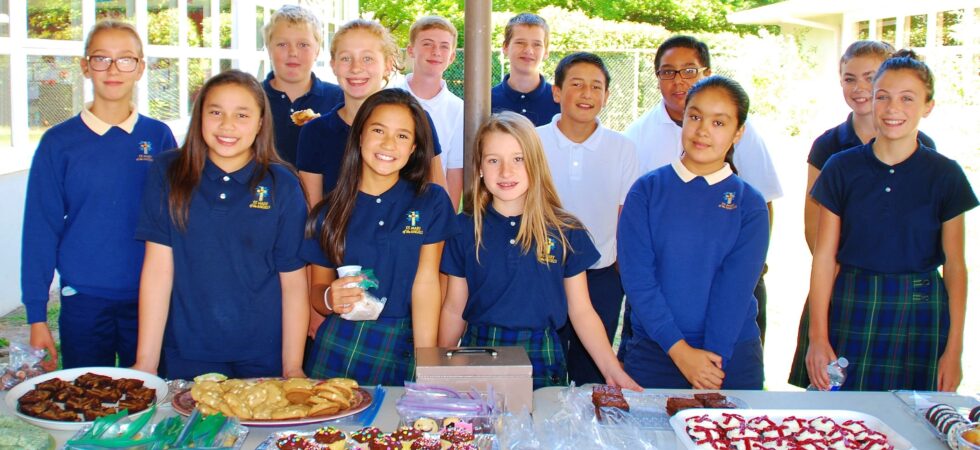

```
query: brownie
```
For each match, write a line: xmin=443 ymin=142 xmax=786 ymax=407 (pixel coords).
xmin=126 ymin=387 xmax=156 ymax=403
xmin=34 ymin=378 xmax=68 ymax=392
xmin=666 ymin=397 xmax=704 ymax=416
xmin=593 ymin=386 xmax=630 ymax=421
xmin=52 ymin=384 xmax=85 ymax=402
xmin=18 ymin=389 xmax=52 ymax=405
xmin=89 ymin=387 xmax=123 ymax=403
xmin=694 ymin=393 xmax=727 ymax=403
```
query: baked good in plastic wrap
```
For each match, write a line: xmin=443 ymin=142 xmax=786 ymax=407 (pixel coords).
xmin=0 ymin=341 xmax=49 ymax=390
xmin=336 ymin=266 xmax=386 ymax=321
xmin=64 ymin=407 xmax=248 ymax=449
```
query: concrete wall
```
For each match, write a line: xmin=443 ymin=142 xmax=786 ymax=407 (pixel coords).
xmin=0 ymin=170 xmax=28 ymax=316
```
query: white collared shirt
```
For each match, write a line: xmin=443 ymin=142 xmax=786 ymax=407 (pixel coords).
xmin=80 ymin=102 xmax=139 ymax=135
xmin=624 ymin=100 xmax=783 ymax=201
xmin=537 ymin=113 xmax=640 ymax=269
xmin=394 ymin=75 xmax=464 ymax=171
xmin=671 ymin=159 xmax=733 ymax=184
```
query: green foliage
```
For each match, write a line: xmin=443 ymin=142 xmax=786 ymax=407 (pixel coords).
xmin=361 ymin=0 xmax=465 ymax=47
xmin=27 ymin=4 xmax=82 ymax=40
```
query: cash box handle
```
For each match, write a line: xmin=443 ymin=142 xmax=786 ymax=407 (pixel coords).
xmin=446 ymin=347 xmax=498 ymax=357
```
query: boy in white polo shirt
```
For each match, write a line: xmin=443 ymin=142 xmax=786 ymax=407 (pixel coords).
xmin=623 ymin=35 xmax=781 ymax=348
xmin=395 ymin=16 xmax=464 ymax=210
xmin=537 ymin=52 xmax=640 ymax=385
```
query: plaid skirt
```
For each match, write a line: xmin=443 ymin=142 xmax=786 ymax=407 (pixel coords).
xmin=305 ymin=314 xmax=415 ymax=386
xmin=789 ymin=267 xmax=948 ymax=391
xmin=462 ymin=324 xmax=567 ymax=389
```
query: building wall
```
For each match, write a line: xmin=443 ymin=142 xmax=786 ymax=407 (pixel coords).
xmin=0 ymin=170 xmax=27 ymax=315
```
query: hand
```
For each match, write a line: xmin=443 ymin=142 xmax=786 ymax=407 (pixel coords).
xmin=130 ymin=360 xmax=158 ymax=375
xmin=29 ymin=322 xmax=58 ymax=372
xmin=936 ymin=350 xmax=962 ymax=392
xmin=668 ymin=341 xmax=725 ymax=389
xmin=603 ymin=363 xmax=643 ymax=392
xmin=805 ymin=338 xmax=837 ymax=390
xmin=328 ymin=275 xmax=365 ymax=315
xmin=283 ymin=367 xmax=306 ymax=378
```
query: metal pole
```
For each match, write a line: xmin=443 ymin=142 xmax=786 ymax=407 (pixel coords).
xmin=463 ymin=0 xmax=492 ymax=207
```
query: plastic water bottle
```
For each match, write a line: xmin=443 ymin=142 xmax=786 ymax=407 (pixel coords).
xmin=807 ymin=357 xmax=848 ymax=391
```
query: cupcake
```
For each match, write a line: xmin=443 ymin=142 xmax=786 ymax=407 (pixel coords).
xmin=314 ymin=426 xmax=347 ymax=450
xmin=439 ymin=427 xmax=474 ymax=449
xmin=351 ymin=427 xmax=384 ymax=450
xmin=411 ymin=437 xmax=441 ymax=450
xmin=445 ymin=444 xmax=478 ymax=450
xmin=391 ymin=426 xmax=424 ymax=450
xmin=275 ymin=434 xmax=306 ymax=450
xmin=369 ymin=436 xmax=401 ymax=450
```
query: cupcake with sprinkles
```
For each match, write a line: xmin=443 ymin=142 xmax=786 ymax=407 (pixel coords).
xmin=276 ymin=434 xmax=307 ymax=450
xmin=314 ymin=426 xmax=347 ymax=450
xmin=410 ymin=437 xmax=440 ymax=450
xmin=369 ymin=435 xmax=401 ymax=450
xmin=439 ymin=426 xmax=474 ymax=449
xmin=351 ymin=427 xmax=384 ymax=450
xmin=391 ymin=426 xmax=424 ymax=450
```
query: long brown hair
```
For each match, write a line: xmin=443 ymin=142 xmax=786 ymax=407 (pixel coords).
xmin=466 ymin=112 xmax=582 ymax=264
xmin=168 ymin=69 xmax=296 ymax=230
xmin=306 ymin=88 xmax=434 ymax=265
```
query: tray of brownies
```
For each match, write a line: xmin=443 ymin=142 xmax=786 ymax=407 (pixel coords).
xmin=586 ymin=385 xmax=747 ymax=430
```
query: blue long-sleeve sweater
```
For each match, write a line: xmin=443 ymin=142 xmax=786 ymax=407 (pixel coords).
xmin=617 ymin=162 xmax=769 ymax=364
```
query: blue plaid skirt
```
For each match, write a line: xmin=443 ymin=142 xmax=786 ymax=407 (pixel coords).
xmin=789 ymin=266 xmax=948 ymax=390
xmin=462 ymin=324 xmax=566 ymax=389
xmin=305 ymin=314 xmax=415 ymax=386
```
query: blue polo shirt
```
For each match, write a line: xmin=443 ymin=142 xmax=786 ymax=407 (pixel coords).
xmin=135 ymin=151 xmax=308 ymax=361
xmin=294 ymin=94 xmax=443 ymax=196
xmin=21 ymin=114 xmax=176 ymax=323
xmin=491 ymin=74 xmax=561 ymax=127
xmin=299 ymin=179 xmax=457 ymax=318
xmin=263 ymin=72 xmax=343 ymax=166
xmin=812 ymin=143 xmax=977 ymax=274
xmin=440 ymin=207 xmax=599 ymax=330
xmin=617 ymin=162 xmax=769 ymax=364
xmin=807 ymin=114 xmax=936 ymax=170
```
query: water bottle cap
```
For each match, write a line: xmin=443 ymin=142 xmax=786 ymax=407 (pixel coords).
xmin=837 ymin=357 xmax=849 ymax=368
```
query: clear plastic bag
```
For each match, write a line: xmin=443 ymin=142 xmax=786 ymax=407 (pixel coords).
xmin=0 ymin=341 xmax=49 ymax=390
xmin=65 ymin=408 xmax=248 ymax=450
xmin=396 ymin=382 xmax=501 ymax=434
xmin=337 ymin=267 xmax=386 ymax=321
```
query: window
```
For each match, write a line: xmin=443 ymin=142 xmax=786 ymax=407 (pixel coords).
xmin=856 ymin=20 xmax=870 ymax=40
xmin=96 ymin=0 xmax=136 ymax=21
xmin=256 ymin=5 xmax=265 ymax=51
xmin=905 ymin=14 xmax=928 ymax=48
xmin=148 ymin=0 xmax=178 ymax=46
xmin=220 ymin=0 xmax=232 ymax=49
xmin=877 ymin=18 xmax=896 ymax=48
xmin=0 ymin=55 xmax=10 ymax=147
xmin=28 ymin=0 xmax=83 ymax=40
xmin=188 ymin=0 xmax=211 ymax=48
xmin=1 ymin=0 xmax=9 ymax=37
xmin=27 ymin=55 xmax=83 ymax=142
xmin=938 ymin=9 xmax=964 ymax=46
xmin=188 ymin=58 xmax=212 ymax=112
xmin=148 ymin=57 xmax=179 ymax=120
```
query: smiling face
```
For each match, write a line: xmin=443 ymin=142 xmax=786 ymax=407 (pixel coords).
xmin=503 ymin=25 xmax=548 ymax=77
xmin=330 ymin=29 xmax=391 ymax=101
xmin=553 ymin=62 xmax=609 ymax=126
xmin=872 ymin=68 xmax=934 ymax=142
xmin=360 ymin=103 xmax=417 ymax=180
xmin=202 ymin=83 xmax=262 ymax=172
xmin=680 ymin=87 xmax=745 ymax=175
xmin=82 ymin=28 xmax=145 ymax=104
xmin=480 ymin=131 xmax=529 ymax=215
xmin=840 ymin=55 xmax=885 ymax=117
xmin=268 ymin=22 xmax=319 ymax=85
xmin=408 ymin=28 xmax=456 ymax=78
xmin=657 ymin=46 xmax=710 ymax=122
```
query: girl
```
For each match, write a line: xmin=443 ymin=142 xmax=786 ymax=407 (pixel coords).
xmin=22 ymin=20 xmax=176 ymax=370
xmin=300 ymin=89 xmax=456 ymax=386
xmin=439 ymin=111 xmax=640 ymax=390
xmin=295 ymin=18 xmax=446 ymax=206
xmin=132 ymin=70 xmax=309 ymax=379
xmin=618 ymin=76 xmax=769 ymax=389
xmin=799 ymin=51 xmax=976 ymax=391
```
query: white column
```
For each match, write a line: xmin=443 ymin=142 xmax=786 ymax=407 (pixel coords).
xmin=8 ymin=0 xmax=27 ymax=152
xmin=135 ymin=0 xmax=149 ymax=115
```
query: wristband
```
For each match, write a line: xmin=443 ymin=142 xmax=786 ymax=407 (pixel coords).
xmin=323 ymin=287 xmax=333 ymax=311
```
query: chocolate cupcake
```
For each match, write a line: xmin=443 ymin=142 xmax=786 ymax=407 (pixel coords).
xmin=391 ymin=426 xmax=423 ymax=450
xmin=369 ymin=436 xmax=401 ymax=450
xmin=410 ymin=437 xmax=440 ymax=450
xmin=314 ymin=426 xmax=347 ymax=450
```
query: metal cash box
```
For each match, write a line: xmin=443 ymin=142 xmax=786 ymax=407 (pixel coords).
xmin=415 ymin=347 xmax=533 ymax=413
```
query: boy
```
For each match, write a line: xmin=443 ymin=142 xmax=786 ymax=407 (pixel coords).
xmin=537 ymin=52 xmax=640 ymax=385
xmin=395 ymin=16 xmax=464 ymax=210
xmin=262 ymin=5 xmax=343 ymax=165
xmin=491 ymin=13 xmax=560 ymax=127
xmin=623 ymin=35 xmax=782 ymax=347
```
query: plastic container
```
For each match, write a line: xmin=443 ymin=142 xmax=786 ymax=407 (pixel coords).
xmin=957 ymin=423 xmax=980 ymax=450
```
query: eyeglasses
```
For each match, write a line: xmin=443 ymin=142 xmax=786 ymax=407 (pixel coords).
xmin=655 ymin=67 xmax=707 ymax=80
xmin=86 ymin=55 xmax=140 ymax=72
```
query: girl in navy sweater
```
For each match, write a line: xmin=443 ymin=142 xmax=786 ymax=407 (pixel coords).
xmin=618 ymin=76 xmax=769 ymax=389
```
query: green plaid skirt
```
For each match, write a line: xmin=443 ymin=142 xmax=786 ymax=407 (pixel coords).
xmin=462 ymin=324 xmax=566 ymax=389
xmin=305 ymin=315 xmax=415 ymax=386
xmin=789 ymin=267 xmax=948 ymax=390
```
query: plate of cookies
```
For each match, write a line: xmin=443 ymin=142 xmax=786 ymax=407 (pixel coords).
xmin=4 ymin=367 xmax=167 ymax=431
xmin=171 ymin=377 xmax=372 ymax=427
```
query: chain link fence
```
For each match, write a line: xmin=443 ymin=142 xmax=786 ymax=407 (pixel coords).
xmin=27 ymin=56 xmax=84 ymax=130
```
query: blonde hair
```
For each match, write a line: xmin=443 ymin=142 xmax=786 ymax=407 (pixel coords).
xmin=409 ymin=16 xmax=458 ymax=47
xmin=330 ymin=19 xmax=403 ymax=81
xmin=84 ymin=19 xmax=143 ymax=57
xmin=468 ymin=112 xmax=582 ymax=264
xmin=263 ymin=5 xmax=324 ymax=48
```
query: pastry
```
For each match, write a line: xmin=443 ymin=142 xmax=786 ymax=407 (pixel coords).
xmin=314 ymin=426 xmax=347 ymax=450
xmin=369 ymin=436 xmax=401 ymax=450
xmin=439 ymin=427 xmax=474 ymax=449
xmin=411 ymin=437 xmax=440 ymax=450
xmin=391 ymin=426 xmax=423 ymax=450
xmin=291 ymin=108 xmax=321 ymax=126
xmin=351 ymin=427 xmax=384 ymax=450
xmin=667 ymin=397 xmax=704 ymax=416
xmin=592 ymin=384 xmax=630 ymax=420
xmin=275 ymin=434 xmax=305 ymax=450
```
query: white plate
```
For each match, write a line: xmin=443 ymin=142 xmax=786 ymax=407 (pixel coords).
xmin=5 ymin=367 xmax=168 ymax=431
xmin=670 ymin=409 xmax=915 ymax=450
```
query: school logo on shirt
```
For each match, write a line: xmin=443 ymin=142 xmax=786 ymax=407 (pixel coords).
xmin=136 ymin=141 xmax=153 ymax=162
xmin=719 ymin=192 xmax=737 ymax=210
xmin=538 ymin=237 xmax=558 ymax=264
xmin=402 ymin=210 xmax=424 ymax=235
xmin=249 ymin=186 xmax=271 ymax=210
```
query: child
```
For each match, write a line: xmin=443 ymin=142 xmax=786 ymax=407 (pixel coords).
xmin=490 ymin=13 xmax=560 ymax=127
xmin=261 ymin=4 xmax=343 ymax=166
xmin=618 ymin=76 xmax=769 ymax=389
xmin=22 ymin=20 xmax=176 ymax=370
xmin=623 ymin=35 xmax=780 ymax=349
xmin=132 ymin=70 xmax=309 ymax=379
xmin=395 ymin=16 xmax=464 ymax=210
xmin=802 ymin=40 xmax=936 ymax=252
xmin=439 ymin=111 xmax=640 ymax=391
xmin=295 ymin=19 xmax=445 ymax=207
xmin=536 ymin=52 xmax=640 ymax=385
xmin=300 ymin=89 xmax=456 ymax=386
xmin=795 ymin=51 xmax=976 ymax=392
